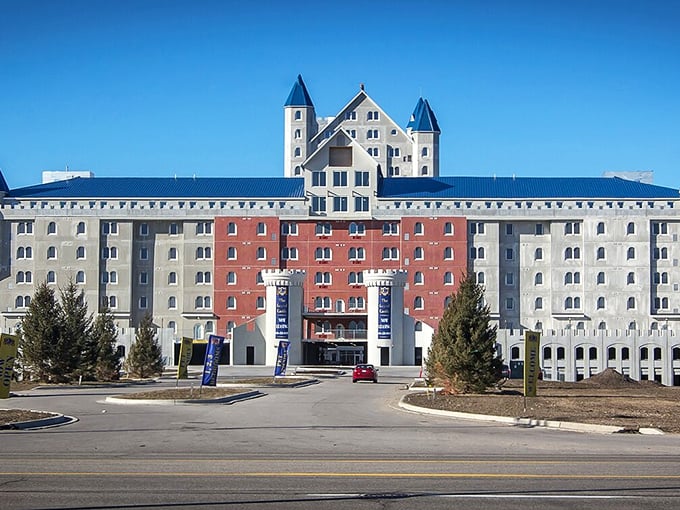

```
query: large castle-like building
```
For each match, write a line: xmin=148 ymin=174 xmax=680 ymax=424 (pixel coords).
xmin=1 ymin=75 xmax=679 ymax=383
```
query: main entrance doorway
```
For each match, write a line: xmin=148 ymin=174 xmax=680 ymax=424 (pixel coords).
xmin=302 ymin=341 xmax=367 ymax=366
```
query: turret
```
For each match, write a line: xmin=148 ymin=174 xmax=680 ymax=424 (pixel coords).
xmin=408 ymin=98 xmax=441 ymax=177
xmin=284 ymin=75 xmax=318 ymax=177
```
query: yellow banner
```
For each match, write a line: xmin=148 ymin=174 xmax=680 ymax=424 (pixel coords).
xmin=0 ymin=334 xmax=20 ymax=399
xmin=523 ymin=331 xmax=541 ymax=398
xmin=176 ymin=337 xmax=194 ymax=379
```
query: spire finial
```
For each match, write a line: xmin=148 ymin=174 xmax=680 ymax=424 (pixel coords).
xmin=360 ymin=83 xmax=365 ymax=91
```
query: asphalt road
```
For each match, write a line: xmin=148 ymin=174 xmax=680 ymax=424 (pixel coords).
xmin=2 ymin=367 xmax=680 ymax=509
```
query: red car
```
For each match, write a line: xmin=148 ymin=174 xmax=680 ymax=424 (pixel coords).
xmin=352 ymin=364 xmax=378 ymax=383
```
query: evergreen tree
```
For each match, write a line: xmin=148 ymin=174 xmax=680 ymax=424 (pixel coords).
xmin=92 ymin=305 xmax=121 ymax=381
xmin=59 ymin=278 xmax=94 ymax=381
xmin=426 ymin=272 xmax=501 ymax=393
xmin=125 ymin=312 xmax=164 ymax=379
xmin=18 ymin=281 xmax=62 ymax=382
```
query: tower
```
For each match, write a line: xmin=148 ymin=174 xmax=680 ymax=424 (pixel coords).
xmin=407 ymin=98 xmax=441 ymax=177
xmin=283 ymin=75 xmax=318 ymax=177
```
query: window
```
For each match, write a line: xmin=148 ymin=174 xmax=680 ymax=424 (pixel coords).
xmin=414 ymin=247 xmax=424 ymax=260
xmin=316 ymin=222 xmax=332 ymax=236
xmin=348 ymin=272 xmax=364 ymax=285
xmin=102 ymin=222 xmax=118 ymax=235
xmin=139 ymin=271 xmax=148 ymax=285
xmin=17 ymin=247 xmax=33 ymax=259
xmin=627 ymin=272 xmax=635 ymax=284
xmin=168 ymin=247 xmax=178 ymax=260
xmin=294 ymin=110 xmax=301 ymax=120
xmin=565 ymin=297 xmax=573 ymax=309
xmin=382 ymin=222 xmax=399 ymax=235
xmin=534 ymin=272 xmax=543 ymax=285
xmin=349 ymin=222 xmax=365 ymax=235
xmin=505 ymin=297 xmax=514 ymax=310
xmin=469 ymin=222 xmax=485 ymax=234
xmin=535 ymin=248 xmax=543 ymax=260
xmin=505 ymin=272 xmax=514 ymax=285
xmin=382 ymin=247 xmax=399 ymax=260
xmin=47 ymin=246 xmax=57 ymax=259
xmin=140 ymin=247 xmax=149 ymax=260
xmin=535 ymin=297 xmax=543 ymax=310
xmin=281 ymin=222 xmax=298 ymax=236
xmin=597 ymin=297 xmax=605 ymax=309
xmin=366 ymin=129 xmax=379 ymax=139
xmin=281 ymin=247 xmax=298 ymax=260
xmin=311 ymin=196 xmax=327 ymax=212
xmin=367 ymin=110 xmax=379 ymax=121
xmin=565 ymin=222 xmax=580 ymax=235
xmin=256 ymin=296 xmax=265 ymax=309
xmin=505 ymin=248 xmax=514 ymax=260
xmin=169 ymin=223 xmax=179 ymax=235
xmin=444 ymin=272 xmax=454 ymax=285
xmin=294 ymin=147 xmax=301 ymax=157
xmin=196 ymin=247 xmax=212 ymax=260
xmin=652 ymin=222 xmax=668 ymax=235
xmin=575 ymin=347 xmax=584 ymax=360
xmin=167 ymin=271 xmax=177 ymax=285
xmin=227 ymin=272 xmax=236 ymax=285
xmin=168 ymin=296 xmax=177 ymax=309
xmin=414 ymin=272 xmax=424 ymax=285
xmin=227 ymin=247 xmax=237 ymax=259
xmin=640 ymin=347 xmax=648 ymax=360
xmin=257 ymin=222 xmax=266 ymax=235
xmin=139 ymin=296 xmax=148 ymax=309
xmin=444 ymin=247 xmax=454 ymax=260
xmin=344 ymin=111 xmax=356 ymax=120
xmin=47 ymin=222 xmax=57 ymax=235
xmin=420 ymin=165 xmax=428 ymax=175
xmin=196 ymin=222 xmax=212 ymax=235
xmin=627 ymin=222 xmax=635 ymax=234
xmin=76 ymin=246 xmax=86 ymax=259
xmin=348 ymin=247 xmax=365 ymax=261
xmin=256 ymin=247 xmax=266 ymax=260
xmin=477 ymin=272 xmax=485 ymax=284
xmin=77 ymin=221 xmax=86 ymax=235
xmin=535 ymin=223 xmax=544 ymax=235
xmin=355 ymin=171 xmax=369 ymax=186
xmin=627 ymin=297 xmax=636 ymax=309
xmin=227 ymin=222 xmax=237 ymax=235
xmin=596 ymin=247 xmax=605 ymax=260
xmin=333 ymin=196 xmax=348 ymax=212
xmin=315 ymin=297 xmax=331 ymax=310
xmin=414 ymin=296 xmax=424 ymax=309
xmin=388 ymin=166 xmax=400 ymax=176
xmin=227 ymin=296 xmax=237 ymax=309
xmin=47 ymin=270 xmax=56 ymax=284
xmin=354 ymin=196 xmax=369 ymax=212
xmin=511 ymin=347 xmax=520 ymax=359
xmin=315 ymin=272 xmax=332 ymax=285
xmin=315 ymin=247 xmax=332 ymax=260
xmin=597 ymin=222 xmax=605 ymax=235
xmin=311 ymin=171 xmax=326 ymax=187
xmin=627 ymin=247 xmax=635 ymax=260
xmin=442 ymin=222 xmax=453 ymax=235
xmin=294 ymin=128 xmax=301 ymax=139
xmin=505 ymin=224 xmax=513 ymax=235
xmin=597 ymin=272 xmax=606 ymax=285
xmin=139 ymin=223 xmax=149 ymax=236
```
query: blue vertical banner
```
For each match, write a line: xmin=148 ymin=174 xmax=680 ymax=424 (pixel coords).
xmin=201 ymin=334 xmax=225 ymax=386
xmin=275 ymin=286 xmax=289 ymax=340
xmin=274 ymin=340 xmax=291 ymax=377
xmin=378 ymin=286 xmax=392 ymax=340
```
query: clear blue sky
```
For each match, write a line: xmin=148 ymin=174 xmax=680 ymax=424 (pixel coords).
xmin=2 ymin=0 xmax=679 ymax=189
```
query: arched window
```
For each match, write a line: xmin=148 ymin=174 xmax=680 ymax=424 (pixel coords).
xmin=414 ymin=222 xmax=424 ymax=235
xmin=76 ymin=221 xmax=86 ymax=235
xmin=534 ymin=272 xmax=543 ymax=285
xmin=597 ymin=297 xmax=605 ymax=309
xmin=47 ymin=222 xmax=57 ymax=234
xmin=444 ymin=272 xmax=454 ymax=285
xmin=414 ymin=271 xmax=424 ymax=285
xmin=627 ymin=272 xmax=635 ymax=284
xmin=596 ymin=222 xmax=605 ymax=234
xmin=535 ymin=248 xmax=543 ymax=260
xmin=168 ymin=296 xmax=177 ymax=309
xmin=414 ymin=296 xmax=424 ymax=309
xmin=534 ymin=297 xmax=543 ymax=310
xmin=444 ymin=247 xmax=454 ymax=260
xmin=627 ymin=247 xmax=635 ymax=260
xmin=76 ymin=271 xmax=85 ymax=284
xmin=597 ymin=247 xmax=605 ymax=260
xmin=597 ymin=272 xmax=605 ymax=284
xmin=627 ymin=297 xmax=636 ymax=309
xmin=627 ymin=222 xmax=635 ymax=234
xmin=511 ymin=347 xmax=520 ymax=359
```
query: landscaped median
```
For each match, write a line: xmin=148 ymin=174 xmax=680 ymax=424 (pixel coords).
xmin=400 ymin=370 xmax=678 ymax=434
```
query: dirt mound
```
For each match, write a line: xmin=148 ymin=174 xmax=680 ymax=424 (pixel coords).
xmin=579 ymin=368 xmax=640 ymax=388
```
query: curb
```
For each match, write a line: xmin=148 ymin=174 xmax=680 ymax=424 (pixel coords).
xmin=398 ymin=397 xmax=664 ymax=435
xmin=104 ymin=390 xmax=263 ymax=406
xmin=0 ymin=411 xmax=79 ymax=431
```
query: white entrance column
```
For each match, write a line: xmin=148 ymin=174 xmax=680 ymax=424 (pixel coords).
xmin=261 ymin=269 xmax=306 ymax=366
xmin=363 ymin=269 xmax=408 ymax=366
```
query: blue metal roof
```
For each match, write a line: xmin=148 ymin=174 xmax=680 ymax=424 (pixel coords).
xmin=284 ymin=74 xmax=314 ymax=107
xmin=379 ymin=176 xmax=680 ymax=199
xmin=8 ymin=177 xmax=306 ymax=199
xmin=407 ymin=98 xmax=440 ymax=133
